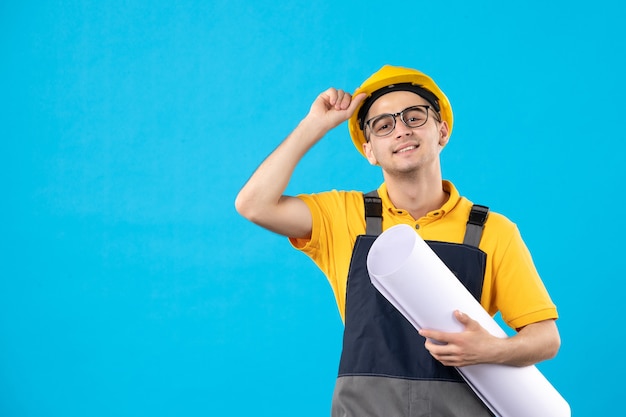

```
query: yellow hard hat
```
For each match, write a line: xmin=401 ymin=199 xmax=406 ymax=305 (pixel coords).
xmin=348 ymin=65 xmax=453 ymax=157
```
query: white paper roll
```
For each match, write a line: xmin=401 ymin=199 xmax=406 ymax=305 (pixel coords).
xmin=367 ymin=224 xmax=570 ymax=417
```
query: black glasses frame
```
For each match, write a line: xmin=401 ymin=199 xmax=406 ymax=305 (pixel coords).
xmin=364 ymin=105 xmax=440 ymax=138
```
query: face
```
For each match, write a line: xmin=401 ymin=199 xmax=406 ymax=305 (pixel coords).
xmin=362 ymin=91 xmax=449 ymax=176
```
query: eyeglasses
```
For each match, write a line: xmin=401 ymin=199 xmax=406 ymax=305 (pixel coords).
xmin=364 ymin=105 xmax=440 ymax=138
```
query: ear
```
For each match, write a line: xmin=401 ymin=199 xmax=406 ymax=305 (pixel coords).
xmin=362 ymin=141 xmax=378 ymax=165
xmin=438 ymin=120 xmax=450 ymax=148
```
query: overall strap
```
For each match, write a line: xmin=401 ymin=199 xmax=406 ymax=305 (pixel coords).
xmin=463 ymin=204 xmax=490 ymax=247
xmin=364 ymin=190 xmax=382 ymax=236
xmin=363 ymin=191 xmax=490 ymax=247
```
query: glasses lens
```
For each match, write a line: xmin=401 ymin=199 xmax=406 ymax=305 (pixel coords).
xmin=369 ymin=115 xmax=395 ymax=136
xmin=403 ymin=106 xmax=429 ymax=128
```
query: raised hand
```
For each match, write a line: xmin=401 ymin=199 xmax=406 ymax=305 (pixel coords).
xmin=306 ymin=88 xmax=367 ymax=133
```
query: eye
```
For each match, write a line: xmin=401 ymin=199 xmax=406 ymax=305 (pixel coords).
xmin=404 ymin=107 xmax=428 ymax=127
xmin=376 ymin=123 xmax=391 ymax=132
xmin=371 ymin=115 xmax=394 ymax=134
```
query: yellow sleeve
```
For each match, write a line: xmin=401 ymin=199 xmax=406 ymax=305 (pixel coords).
xmin=288 ymin=190 xmax=365 ymax=321
xmin=483 ymin=215 xmax=559 ymax=330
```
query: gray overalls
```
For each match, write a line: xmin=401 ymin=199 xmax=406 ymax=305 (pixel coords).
xmin=331 ymin=192 xmax=494 ymax=417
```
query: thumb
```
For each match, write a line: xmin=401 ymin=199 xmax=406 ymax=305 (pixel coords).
xmin=346 ymin=92 xmax=367 ymax=116
xmin=454 ymin=310 xmax=477 ymax=329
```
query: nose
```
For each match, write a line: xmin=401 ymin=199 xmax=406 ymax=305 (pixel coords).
xmin=394 ymin=116 xmax=413 ymax=137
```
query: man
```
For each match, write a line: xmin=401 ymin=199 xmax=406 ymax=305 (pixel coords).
xmin=235 ymin=65 xmax=561 ymax=416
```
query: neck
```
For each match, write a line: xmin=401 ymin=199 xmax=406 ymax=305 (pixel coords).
xmin=383 ymin=169 xmax=448 ymax=220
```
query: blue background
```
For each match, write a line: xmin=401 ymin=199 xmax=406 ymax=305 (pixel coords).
xmin=2 ymin=1 xmax=624 ymax=415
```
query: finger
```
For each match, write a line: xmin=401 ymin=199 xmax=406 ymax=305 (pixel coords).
xmin=424 ymin=338 xmax=448 ymax=354
xmin=346 ymin=92 xmax=367 ymax=112
xmin=337 ymin=90 xmax=353 ymax=110
xmin=454 ymin=310 xmax=479 ymax=330
xmin=424 ymin=336 xmax=450 ymax=352
xmin=419 ymin=328 xmax=446 ymax=341
xmin=333 ymin=89 xmax=346 ymax=109
xmin=454 ymin=310 xmax=469 ymax=324
xmin=324 ymin=88 xmax=339 ymax=106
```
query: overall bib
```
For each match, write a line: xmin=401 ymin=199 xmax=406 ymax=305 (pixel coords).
xmin=331 ymin=193 xmax=494 ymax=417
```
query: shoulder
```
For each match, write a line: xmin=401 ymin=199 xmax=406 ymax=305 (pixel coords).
xmin=290 ymin=189 xmax=367 ymax=253
xmin=297 ymin=189 xmax=365 ymax=216
xmin=447 ymin=182 xmax=518 ymax=237
xmin=478 ymin=207 xmax=533 ymax=265
xmin=484 ymin=209 xmax=518 ymax=234
xmin=451 ymin=190 xmax=522 ymax=249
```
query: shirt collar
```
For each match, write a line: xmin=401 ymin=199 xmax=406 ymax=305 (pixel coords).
xmin=377 ymin=180 xmax=461 ymax=217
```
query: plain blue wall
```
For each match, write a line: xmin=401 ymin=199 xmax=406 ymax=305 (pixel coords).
xmin=2 ymin=0 xmax=624 ymax=415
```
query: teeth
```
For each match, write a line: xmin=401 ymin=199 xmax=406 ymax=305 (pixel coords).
xmin=398 ymin=145 xmax=417 ymax=153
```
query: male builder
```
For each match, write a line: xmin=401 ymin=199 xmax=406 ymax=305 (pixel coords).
xmin=235 ymin=65 xmax=560 ymax=416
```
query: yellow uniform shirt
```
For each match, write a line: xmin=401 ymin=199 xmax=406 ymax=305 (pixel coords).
xmin=290 ymin=180 xmax=557 ymax=330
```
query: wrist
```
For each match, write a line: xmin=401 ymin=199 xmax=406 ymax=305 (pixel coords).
xmin=295 ymin=116 xmax=331 ymax=143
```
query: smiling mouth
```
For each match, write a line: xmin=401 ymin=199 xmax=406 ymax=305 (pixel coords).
xmin=394 ymin=145 xmax=418 ymax=154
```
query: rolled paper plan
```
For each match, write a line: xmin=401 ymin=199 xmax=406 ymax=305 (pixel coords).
xmin=366 ymin=224 xmax=570 ymax=417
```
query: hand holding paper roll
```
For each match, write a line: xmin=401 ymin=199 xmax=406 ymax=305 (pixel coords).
xmin=367 ymin=224 xmax=570 ymax=417
xmin=419 ymin=309 xmax=508 ymax=367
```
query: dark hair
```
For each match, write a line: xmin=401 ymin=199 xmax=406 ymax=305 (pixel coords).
xmin=358 ymin=83 xmax=441 ymax=130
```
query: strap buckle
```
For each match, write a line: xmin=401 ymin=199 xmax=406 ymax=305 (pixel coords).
xmin=467 ymin=205 xmax=489 ymax=226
